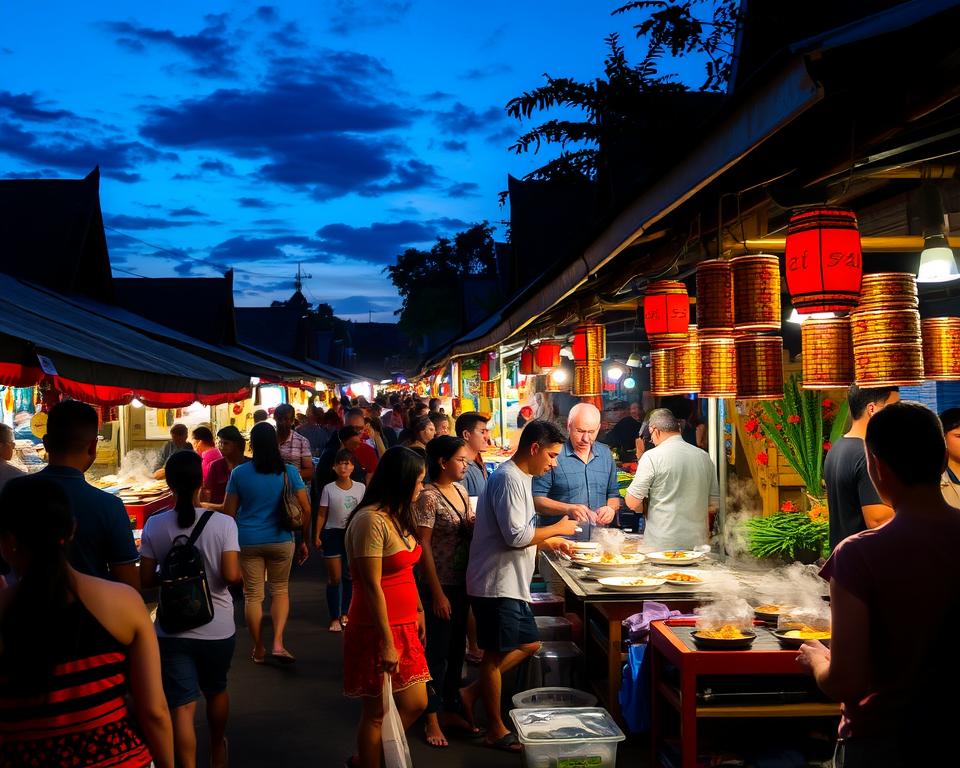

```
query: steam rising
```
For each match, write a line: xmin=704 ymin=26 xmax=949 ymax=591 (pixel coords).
xmin=695 ymin=596 xmax=754 ymax=630
xmin=101 ymin=450 xmax=161 ymax=486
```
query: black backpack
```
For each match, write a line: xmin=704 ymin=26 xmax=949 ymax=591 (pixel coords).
xmin=157 ymin=510 xmax=216 ymax=634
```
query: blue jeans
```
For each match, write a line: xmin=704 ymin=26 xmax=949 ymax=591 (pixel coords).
xmin=320 ymin=528 xmax=352 ymax=620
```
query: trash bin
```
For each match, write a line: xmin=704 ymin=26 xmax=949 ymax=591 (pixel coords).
xmin=535 ymin=616 xmax=572 ymax=641
xmin=511 ymin=686 xmax=597 ymax=709
xmin=509 ymin=707 xmax=625 ymax=768
xmin=524 ymin=641 xmax=583 ymax=689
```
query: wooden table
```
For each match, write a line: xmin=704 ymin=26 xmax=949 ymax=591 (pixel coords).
xmin=649 ymin=619 xmax=839 ymax=768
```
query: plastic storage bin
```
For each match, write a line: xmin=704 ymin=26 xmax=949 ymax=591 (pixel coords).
xmin=524 ymin=641 xmax=583 ymax=689
xmin=535 ymin=616 xmax=573 ymax=641
xmin=512 ymin=687 xmax=597 ymax=709
xmin=530 ymin=591 xmax=565 ymax=616
xmin=509 ymin=707 xmax=625 ymax=768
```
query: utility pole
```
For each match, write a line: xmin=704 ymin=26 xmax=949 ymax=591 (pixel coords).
xmin=294 ymin=263 xmax=312 ymax=293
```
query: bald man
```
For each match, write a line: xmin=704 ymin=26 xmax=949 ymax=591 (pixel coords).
xmin=532 ymin=403 xmax=621 ymax=541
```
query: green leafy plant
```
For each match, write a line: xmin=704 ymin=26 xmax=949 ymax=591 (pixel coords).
xmin=746 ymin=512 xmax=830 ymax=561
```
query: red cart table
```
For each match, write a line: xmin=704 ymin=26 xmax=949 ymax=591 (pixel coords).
xmin=125 ymin=494 xmax=174 ymax=529
xmin=649 ymin=619 xmax=839 ymax=768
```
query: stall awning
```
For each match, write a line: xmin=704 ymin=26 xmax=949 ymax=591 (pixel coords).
xmin=0 ymin=274 xmax=251 ymax=406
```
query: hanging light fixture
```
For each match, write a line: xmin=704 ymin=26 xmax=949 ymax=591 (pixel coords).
xmin=572 ymin=324 xmax=605 ymax=362
xmin=519 ymin=346 xmax=540 ymax=375
xmin=643 ymin=281 xmax=690 ymax=348
xmin=606 ymin=363 xmax=625 ymax=383
xmin=536 ymin=340 xmax=562 ymax=369
xmin=784 ymin=208 xmax=863 ymax=312
xmin=917 ymin=184 xmax=960 ymax=283
xmin=626 ymin=351 xmax=642 ymax=368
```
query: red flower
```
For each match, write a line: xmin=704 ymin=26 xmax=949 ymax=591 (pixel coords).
xmin=775 ymin=423 xmax=783 ymax=431
xmin=823 ymin=441 xmax=832 ymax=452
xmin=780 ymin=500 xmax=797 ymax=513
xmin=756 ymin=451 xmax=769 ymax=465
xmin=822 ymin=399 xmax=834 ymax=408
xmin=752 ymin=431 xmax=764 ymax=440
xmin=744 ymin=418 xmax=759 ymax=433
xmin=787 ymin=415 xmax=801 ymax=424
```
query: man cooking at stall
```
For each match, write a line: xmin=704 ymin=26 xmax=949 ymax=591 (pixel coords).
xmin=532 ymin=402 xmax=621 ymax=541
xmin=624 ymin=408 xmax=718 ymax=550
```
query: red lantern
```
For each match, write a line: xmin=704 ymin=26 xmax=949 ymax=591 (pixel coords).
xmin=519 ymin=346 xmax=540 ymax=375
xmin=785 ymin=208 xmax=863 ymax=313
xmin=572 ymin=324 xmax=605 ymax=362
xmin=478 ymin=358 xmax=490 ymax=381
xmin=644 ymin=281 xmax=690 ymax=347
xmin=536 ymin=341 xmax=561 ymax=369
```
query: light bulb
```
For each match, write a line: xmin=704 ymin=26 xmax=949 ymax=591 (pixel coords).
xmin=623 ymin=377 xmax=637 ymax=389
xmin=550 ymin=368 xmax=569 ymax=384
xmin=607 ymin=365 xmax=624 ymax=382
xmin=917 ymin=235 xmax=960 ymax=283
xmin=130 ymin=397 xmax=144 ymax=408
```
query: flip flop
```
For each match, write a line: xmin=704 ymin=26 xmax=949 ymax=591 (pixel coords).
xmin=251 ymin=652 xmax=265 ymax=665
xmin=271 ymin=648 xmax=296 ymax=664
xmin=485 ymin=732 xmax=522 ymax=753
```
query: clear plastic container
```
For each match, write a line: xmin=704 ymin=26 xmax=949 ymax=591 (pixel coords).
xmin=535 ymin=615 xmax=573 ymax=641
xmin=511 ymin=687 xmax=598 ymax=709
xmin=525 ymin=641 xmax=583 ymax=689
xmin=509 ymin=707 xmax=625 ymax=768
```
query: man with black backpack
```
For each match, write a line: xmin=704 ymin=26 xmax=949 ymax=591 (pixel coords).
xmin=140 ymin=451 xmax=240 ymax=768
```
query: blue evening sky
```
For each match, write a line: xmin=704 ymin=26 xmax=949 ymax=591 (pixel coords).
xmin=1 ymin=1 xmax=702 ymax=321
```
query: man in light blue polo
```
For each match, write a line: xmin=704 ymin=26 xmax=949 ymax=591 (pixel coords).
xmin=532 ymin=402 xmax=621 ymax=541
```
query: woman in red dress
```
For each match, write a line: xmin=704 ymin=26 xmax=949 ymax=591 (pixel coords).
xmin=343 ymin=446 xmax=430 ymax=768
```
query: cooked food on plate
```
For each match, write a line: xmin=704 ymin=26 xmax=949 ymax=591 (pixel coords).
xmin=575 ymin=552 xmax=644 ymax=565
xmin=783 ymin=626 xmax=831 ymax=640
xmin=754 ymin=604 xmax=782 ymax=614
xmin=659 ymin=572 xmax=702 ymax=583
xmin=696 ymin=625 xmax=751 ymax=640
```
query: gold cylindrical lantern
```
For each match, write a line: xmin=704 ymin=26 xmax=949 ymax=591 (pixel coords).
xmin=849 ymin=308 xmax=921 ymax=348
xmin=650 ymin=348 xmax=679 ymax=396
xmin=732 ymin=254 xmax=781 ymax=332
xmin=700 ymin=337 xmax=737 ymax=397
xmin=922 ymin=318 xmax=960 ymax=381
xmin=856 ymin=272 xmax=918 ymax=311
xmin=801 ymin=317 xmax=854 ymax=389
xmin=687 ymin=324 xmax=698 ymax=343
xmin=854 ymin=343 xmax=924 ymax=387
xmin=481 ymin=380 xmax=500 ymax=399
xmin=572 ymin=324 xmax=606 ymax=363
xmin=672 ymin=343 xmax=701 ymax=394
xmin=644 ymin=281 xmax=690 ymax=349
xmin=735 ymin=335 xmax=784 ymax=400
xmin=696 ymin=259 xmax=734 ymax=336
xmin=572 ymin=364 xmax=602 ymax=396
xmin=545 ymin=368 xmax=571 ymax=393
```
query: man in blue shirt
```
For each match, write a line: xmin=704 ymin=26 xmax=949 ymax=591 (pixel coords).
xmin=532 ymin=403 xmax=621 ymax=540
xmin=37 ymin=401 xmax=140 ymax=590
xmin=455 ymin=412 xmax=490 ymax=498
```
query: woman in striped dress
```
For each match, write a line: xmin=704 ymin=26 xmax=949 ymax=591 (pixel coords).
xmin=0 ymin=475 xmax=174 ymax=768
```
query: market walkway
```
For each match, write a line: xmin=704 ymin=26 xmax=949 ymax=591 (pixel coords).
xmin=193 ymin=554 xmax=648 ymax=767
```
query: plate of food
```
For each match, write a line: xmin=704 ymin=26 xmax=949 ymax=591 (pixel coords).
xmin=574 ymin=552 xmax=647 ymax=570
xmin=691 ymin=626 xmax=757 ymax=650
xmin=655 ymin=570 xmax=705 ymax=587
xmin=597 ymin=576 xmax=666 ymax=592
xmin=772 ymin=626 xmax=831 ymax=648
xmin=753 ymin=603 xmax=791 ymax=623
xmin=645 ymin=550 xmax=705 ymax=566
xmin=571 ymin=541 xmax=600 ymax=553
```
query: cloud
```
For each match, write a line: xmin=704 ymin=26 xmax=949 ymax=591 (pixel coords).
xmin=106 ymin=214 xmax=193 ymax=231
xmin=460 ymin=63 xmax=513 ymax=80
xmin=314 ymin=217 xmax=468 ymax=264
xmin=255 ymin=6 xmax=279 ymax=22
xmin=446 ymin=182 xmax=481 ymax=198
xmin=327 ymin=0 xmax=412 ymax=35
xmin=441 ymin=140 xmax=468 ymax=152
xmin=0 ymin=123 xmax=176 ymax=183
xmin=423 ymin=91 xmax=454 ymax=103
xmin=103 ymin=15 xmax=238 ymax=78
xmin=434 ymin=102 xmax=506 ymax=134
xmin=0 ymin=91 xmax=76 ymax=122
xmin=237 ymin=197 xmax=276 ymax=209
xmin=359 ymin=159 xmax=442 ymax=197
xmin=168 ymin=207 xmax=206 ymax=217
xmin=330 ymin=295 xmax=399 ymax=315
xmin=485 ymin=126 xmax=517 ymax=147
xmin=207 ymin=234 xmax=324 ymax=266
xmin=200 ymin=158 xmax=234 ymax=174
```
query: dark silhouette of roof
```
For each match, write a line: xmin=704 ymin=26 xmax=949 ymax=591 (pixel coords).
xmin=113 ymin=273 xmax=238 ymax=346
xmin=0 ymin=167 xmax=114 ymax=302
xmin=235 ymin=306 xmax=307 ymax=360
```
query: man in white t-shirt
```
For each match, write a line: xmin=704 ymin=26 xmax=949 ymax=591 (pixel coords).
xmin=462 ymin=420 xmax=577 ymax=752
xmin=624 ymin=408 xmax=719 ymax=550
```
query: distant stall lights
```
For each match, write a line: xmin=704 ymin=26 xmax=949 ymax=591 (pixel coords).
xmin=606 ymin=364 xmax=625 ymax=383
xmin=622 ymin=377 xmax=637 ymax=390
xmin=130 ymin=397 xmax=144 ymax=408
xmin=350 ymin=381 xmax=373 ymax=401
xmin=549 ymin=368 xmax=569 ymax=384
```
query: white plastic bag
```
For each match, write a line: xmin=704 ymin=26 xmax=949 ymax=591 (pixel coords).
xmin=381 ymin=673 xmax=413 ymax=768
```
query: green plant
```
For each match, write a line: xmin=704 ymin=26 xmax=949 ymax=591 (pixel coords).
xmin=744 ymin=374 xmax=848 ymax=498
xmin=746 ymin=512 xmax=830 ymax=561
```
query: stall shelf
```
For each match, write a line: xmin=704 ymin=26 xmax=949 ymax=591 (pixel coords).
xmin=649 ymin=619 xmax=839 ymax=768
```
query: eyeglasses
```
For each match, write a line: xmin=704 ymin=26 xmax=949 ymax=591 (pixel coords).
xmin=453 ymin=457 xmax=471 ymax=465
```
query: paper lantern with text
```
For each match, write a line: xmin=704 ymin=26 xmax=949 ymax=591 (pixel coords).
xmin=650 ymin=348 xmax=678 ymax=396
xmin=519 ymin=346 xmax=541 ymax=375
xmin=672 ymin=343 xmax=701 ymax=394
xmin=922 ymin=318 xmax=960 ymax=380
xmin=735 ymin=336 xmax=784 ymax=400
xmin=732 ymin=255 xmax=781 ymax=331
xmin=573 ymin=364 xmax=602 ymax=396
xmin=801 ymin=317 xmax=854 ymax=389
xmin=572 ymin=324 xmax=605 ymax=362
xmin=644 ymin=281 xmax=690 ymax=348
xmin=699 ymin=338 xmax=737 ymax=397
xmin=695 ymin=260 xmax=734 ymax=336
xmin=536 ymin=341 xmax=562 ymax=369
xmin=856 ymin=272 xmax=918 ymax=311
xmin=854 ymin=343 xmax=924 ymax=387
xmin=785 ymin=208 xmax=863 ymax=313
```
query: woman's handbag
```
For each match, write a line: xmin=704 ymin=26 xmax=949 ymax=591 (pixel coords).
xmin=276 ymin=469 xmax=303 ymax=531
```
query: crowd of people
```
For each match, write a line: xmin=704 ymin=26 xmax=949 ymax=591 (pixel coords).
xmin=1 ymin=385 xmax=958 ymax=768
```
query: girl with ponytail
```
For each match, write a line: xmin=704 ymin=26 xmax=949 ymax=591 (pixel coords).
xmin=0 ymin=475 xmax=174 ymax=768
xmin=140 ymin=450 xmax=241 ymax=768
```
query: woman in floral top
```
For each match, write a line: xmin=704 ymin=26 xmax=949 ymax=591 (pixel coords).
xmin=415 ymin=435 xmax=478 ymax=748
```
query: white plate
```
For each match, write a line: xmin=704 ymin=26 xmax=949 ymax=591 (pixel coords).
xmin=597 ymin=576 xmax=666 ymax=592
xmin=654 ymin=570 xmax=705 ymax=586
xmin=571 ymin=542 xmax=599 ymax=552
xmin=575 ymin=554 xmax=647 ymax=570
xmin=645 ymin=550 xmax=704 ymax=566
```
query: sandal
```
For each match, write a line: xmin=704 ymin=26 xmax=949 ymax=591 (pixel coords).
xmin=485 ymin=732 xmax=522 ymax=752
xmin=271 ymin=648 xmax=296 ymax=664
xmin=251 ymin=651 xmax=265 ymax=665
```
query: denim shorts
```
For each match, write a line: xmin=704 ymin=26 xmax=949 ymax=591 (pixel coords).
xmin=320 ymin=527 xmax=347 ymax=559
xmin=471 ymin=596 xmax=540 ymax=653
xmin=158 ymin=635 xmax=236 ymax=708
